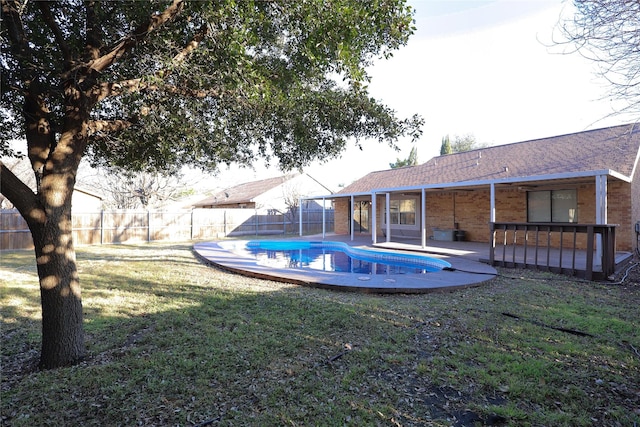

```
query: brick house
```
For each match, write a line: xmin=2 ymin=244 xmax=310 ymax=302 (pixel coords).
xmin=327 ymin=123 xmax=640 ymax=254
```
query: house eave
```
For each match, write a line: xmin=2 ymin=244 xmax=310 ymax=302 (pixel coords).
xmin=302 ymin=169 xmax=630 ymax=201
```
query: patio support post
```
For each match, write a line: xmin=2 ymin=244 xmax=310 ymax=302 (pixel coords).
xmin=299 ymin=198 xmax=303 ymax=236
xmin=385 ymin=192 xmax=391 ymax=243
xmin=371 ymin=192 xmax=377 ymax=245
xmin=322 ymin=197 xmax=326 ymax=238
xmin=421 ymin=187 xmax=426 ymax=248
xmin=595 ymin=174 xmax=608 ymax=264
xmin=490 ymin=183 xmax=496 ymax=223
xmin=350 ymin=195 xmax=355 ymax=241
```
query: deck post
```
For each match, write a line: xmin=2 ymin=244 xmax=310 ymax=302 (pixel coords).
xmin=595 ymin=174 xmax=607 ymax=266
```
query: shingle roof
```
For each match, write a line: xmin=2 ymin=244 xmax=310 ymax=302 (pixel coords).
xmin=338 ymin=123 xmax=640 ymax=194
xmin=194 ymin=174 xmax=297 ymax=207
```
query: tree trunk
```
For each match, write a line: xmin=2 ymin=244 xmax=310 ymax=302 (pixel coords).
xmin=2 ymin=97 xmax=88 ymax=368
xmin=30 ymin=158 xmax=85 ymax=368
xmin=33 ymin=213 xmax=85 ymax=369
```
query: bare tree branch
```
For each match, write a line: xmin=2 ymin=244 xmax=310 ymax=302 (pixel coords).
xmin=556 ymin=0 xmax=640 ymax=116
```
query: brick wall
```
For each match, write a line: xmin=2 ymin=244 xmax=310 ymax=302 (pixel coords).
xmin=334 ymin=198 xmax=350 ymax=235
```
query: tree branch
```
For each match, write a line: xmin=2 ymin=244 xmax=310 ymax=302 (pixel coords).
xmin=95 ymin=78 xmax=222 ymax=103
xmin=87 ymin=119 xmax=133 ymax=135
xmin=83 ymin=0 xmax=185 ymax=75
xmin=38 ymin=1 xmax=72 ymax=66
xmin=85 ymin=1 xmax=103 ymax=61
xmin=173 ymin=23 xmax=208 ymax=62
xmin=1 ymin=0 xmax=34 ymax=71
xmin=94 ymin=23 xmax=210 ymax=103
xmin=0 ymin=161 xmax=43 ymax=227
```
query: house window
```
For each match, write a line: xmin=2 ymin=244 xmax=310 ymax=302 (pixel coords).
xmin=386 ymin=198 xmax=416 ymax=225
xmin=527 ymin=189 xmax=577 ymax=223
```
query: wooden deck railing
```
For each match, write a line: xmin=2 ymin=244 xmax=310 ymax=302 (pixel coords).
xmin=489 ymin=222 xmax=617 ymax=280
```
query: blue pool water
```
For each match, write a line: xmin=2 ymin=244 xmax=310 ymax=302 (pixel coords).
xmin=220 ymin=240 xmax=451 ymax=275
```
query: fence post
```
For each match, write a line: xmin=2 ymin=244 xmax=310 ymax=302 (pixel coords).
xmin=100 ymin=210 xmax=104 ymax=245
xmin=147 ymin=210 xmax=151 ymax=242
xmin=190 ymin=209 xmax=194 ymax=240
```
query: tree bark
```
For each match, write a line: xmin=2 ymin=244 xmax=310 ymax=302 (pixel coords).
xmin=33 ymin=214 xmax=85 ymax=369
xmin=31 ymin=81 xmax=90 ymax=369
xmin=1 ymin=162 xmax=85 ymax=369
xmin=2 ymin=83 xmax=88 ymax=369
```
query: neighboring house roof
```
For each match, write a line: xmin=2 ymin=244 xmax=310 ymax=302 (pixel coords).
xmin=74 ymin=185 xmax=104 ymax=200
xmin=338 ymin=123 xmax=640 ymax=194
xmin=194 ymin=174 xmax=298 ymax=207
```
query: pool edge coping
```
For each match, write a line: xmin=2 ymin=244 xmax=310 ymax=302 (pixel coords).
xmin=193 ymin=240 xmax=498 ymax=294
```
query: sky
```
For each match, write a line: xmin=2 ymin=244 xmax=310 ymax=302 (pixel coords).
xmin=210 ymin=0 xmax=635 ymax=193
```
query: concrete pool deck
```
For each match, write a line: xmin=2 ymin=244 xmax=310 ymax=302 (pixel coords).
xmin=193 ymin=236 xmax=497 ymax=293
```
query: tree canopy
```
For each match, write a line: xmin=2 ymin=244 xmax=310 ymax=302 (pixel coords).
xmin=1 ymin=0 xmax=421 ymax=173
xmin=0 ymin=0 xmax=421 ymax=369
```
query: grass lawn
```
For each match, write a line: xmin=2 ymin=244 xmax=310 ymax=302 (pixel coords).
xmin=1 ymin=242 xmax=639 ymax=426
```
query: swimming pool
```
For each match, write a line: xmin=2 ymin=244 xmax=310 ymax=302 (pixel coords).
xmin=194 ymin=239 xmax=496 ymax=293
xmin=218 ymin=240 xmax=451 ymax=274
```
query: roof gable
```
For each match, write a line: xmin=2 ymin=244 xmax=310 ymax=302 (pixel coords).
xmin=195 ymin=174 xmax=297 ymax=207
xmin=339 ymin=123 xmax=640 ymax=194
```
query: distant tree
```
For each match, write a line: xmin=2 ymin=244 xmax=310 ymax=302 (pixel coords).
xmin=450 ymin=134 xmax=490 ymax=153
xmin=440 ymin=135 xmax=452 ymax=155
xmin=85 ymin=168 xmax=188 ymax=209
xmin=558 ymin=0 xmax=640 ymax=115
xmin=390 ymin=145 xmax=418 ymax=168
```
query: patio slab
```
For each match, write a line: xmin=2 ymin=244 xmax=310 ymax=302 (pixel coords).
xmin=193 ymin=237 xmax=497 ymax=294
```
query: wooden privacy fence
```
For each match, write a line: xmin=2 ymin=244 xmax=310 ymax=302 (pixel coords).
xmin=489 ymin=222 xmax=617 ymax=280
xmin=0 ymin=208 xmax=334 ymax=251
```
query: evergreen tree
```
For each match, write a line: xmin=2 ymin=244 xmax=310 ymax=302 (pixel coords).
xmin=440 ymin=135 xmax=452 ymax=155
